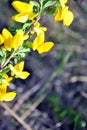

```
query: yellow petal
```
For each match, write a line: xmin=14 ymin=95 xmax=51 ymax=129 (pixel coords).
xmin=0 ymin=92 xmax=16 ymax=101
xmin=61 ymin=6 xmax=68 ymax=17
xmin=40 ymin=27 xmax=47 ymax=32
xmin=18 ymin=61 xmax=24 ymax=71
xmin=54 ymin=7 xmax=63 ymax=22
xmin=37 ymin=42 xmax=54 ymax=54
xmin=12 ymin=13 xmax=29 ymax=23
xmin=23 ymin=34 xmax=29 ymax=40
xmin=35 ymin=22 xmax=40 ymax=28
xmin=11 ymin=1 xmax=37 ymax=21
xmin=25 ymin=1 xmax=38 ymax=20
xmin=10 ymin=61 xmax=30 ymax=79
xmin=2 ymin=74 xmax=12 ymax=87
xmin=12 ymin=30 xmax=24 ymax=48
xmin=2 ymin=28 xmax=13 ymax=51
xmin=15 ymin=71 xmax=30 ymax=79
xmin=0 ymin=34 xmax=4 ymax=45
xmin=32 ymin=33 xmax=44 ymax=50
xmin=27 ymin=13 xmax=38 ymax=20
xmin=10 ymin=61 xmax=24 ymax=74
xmin=54 ymin=6 xmax=69 ymax=22
xmin=63 ymin=10 xmax=74 ymax=26
xmin=12 ymin=1 xmax=32 ymax=13
xmin=0 ymin=83 xmax=7 ymax=93
xmin=2 ymin=28 xmax=13 ymax=40
xmin=59 ymin=0 xmax=68 ymax=7
xmin=9 ymin=64 xmax=18 ymax=76
xmin=64 ymin=0 xmax=68 ymax=3
xmin=34 ymin=27 xmax=47 ymax=35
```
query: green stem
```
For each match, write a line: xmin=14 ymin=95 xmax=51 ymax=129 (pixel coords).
xmin=74 ymin=115 xmax=79 ymax=130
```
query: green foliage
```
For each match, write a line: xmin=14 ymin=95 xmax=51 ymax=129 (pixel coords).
xmin=48 ymin=96 xmax=86 ymax=130
xmin=14 ymin=43 xmax=30 ymax=64
xmin=0 ymin=48 xmax=6 ymax=64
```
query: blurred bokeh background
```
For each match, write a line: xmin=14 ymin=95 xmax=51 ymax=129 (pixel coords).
xmin=0 ymin=0 xmax=87 ymax=130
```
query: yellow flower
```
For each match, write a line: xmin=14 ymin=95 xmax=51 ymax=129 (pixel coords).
xmin=2 ymin=28 xmax=28 ymax=51
xmin=12 ymin=1 xmax=38 ymax=23
xmin=32 ymin=22 xmax=47 ymax=35
xmin=1 ymin=74 xmax=12 ymax=86
xmin=32 ymin=32 xmax=54 ymax=54
xmin=0 ymin=74 xmax=16 ymax=101
xmin=9 ymin=61 xmax=30 ymax=79
xmin=54 ymin=6 xmax=74 ymax=26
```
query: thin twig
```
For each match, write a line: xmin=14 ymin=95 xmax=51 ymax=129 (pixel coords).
xmin=27 ymin=16 xmax=41 ymax=35
xmin=1 ymin=49 xmax=16 ymax=69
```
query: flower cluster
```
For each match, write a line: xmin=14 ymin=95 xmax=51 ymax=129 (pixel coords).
xmin=0 ymin=0 xmax=74 ymax=101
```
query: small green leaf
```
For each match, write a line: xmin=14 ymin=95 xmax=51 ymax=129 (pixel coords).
xmin=19 ymin=53 xmax=25 ymax=58
xmin=16 ymin=45 xmax=30 ymax=56
xmin=0 ymin=49 xmax=6 ymax=64
xmin=47 ymin=7 xmax=56 ymax=15
xmin=19 ymin=48 xmax=30 ymax=53
xmin=9 ymin=26 xmax=17 ymax=35
xmin=0 ymin=48 xmax=6 ymax=57
xmin=33 ymin=1 xmax=40 ymax=8
xmin=23 ymin=23 xmax=31 ymax=31
xmin=43 ymin=1 xmax=54 ymax=9
xmin=14 ymin=55 xmax=21 ymax=64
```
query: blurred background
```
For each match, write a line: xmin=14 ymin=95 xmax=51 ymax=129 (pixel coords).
xmin=0 ymin=0 xmax=87 ymax=130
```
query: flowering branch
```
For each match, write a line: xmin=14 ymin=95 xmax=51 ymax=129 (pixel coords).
xmin=0 ymin=0 xmax=74 ymax=101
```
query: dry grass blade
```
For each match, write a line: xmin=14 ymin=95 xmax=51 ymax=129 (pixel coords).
xmin=21 ymin=94 xmax=46 ymax=120
xmin=70 ymin=76 xmax=87 ymax=83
